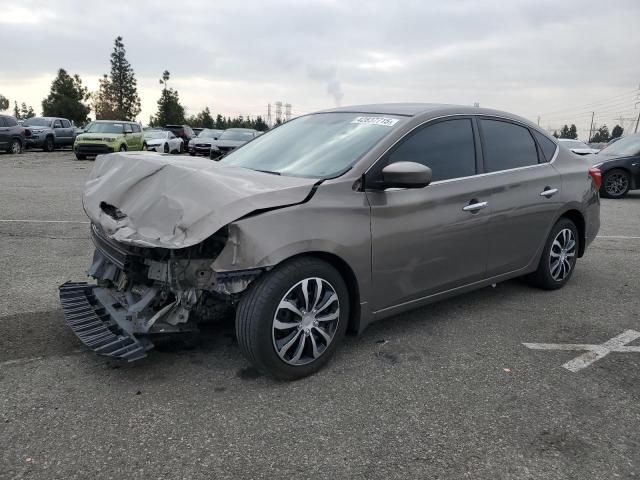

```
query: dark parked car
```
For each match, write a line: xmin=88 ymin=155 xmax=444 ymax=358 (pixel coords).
xmin=59 ymin=104 xmax=600 ymax=380
xmin=0 ymin=114 xmax=26 ymax=153
xmin=188 ymin=128 xmax=224 ymax=156
xmin=209 ymin=128 xmax=260 ymax=159
xmin=23 ymin=116 xmax=77 ymax=151
xmin=591 ymin=133 xmax=640 ymax=198
xmin=164 ymin=124 xmax=195 ymax=151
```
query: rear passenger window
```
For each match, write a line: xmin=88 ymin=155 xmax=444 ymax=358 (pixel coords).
xmin=532 ymin=130 xmax=557 ymax=162
xmin=132 ymin=124 xmax=141 ymax=133
xmin=480 ymin=119 xmax=539 ymax=172
xmin=5 ymin=116 xmax=17 ymax=127
xmin=61 ymin=119 xmax=71 ymax=128
xmin=387 ymin=119 xmax=476 ymax=182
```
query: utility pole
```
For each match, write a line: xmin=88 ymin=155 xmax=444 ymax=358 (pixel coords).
xmin=588 ymin=111 xmax=595 ymax=142
xmin=537 ymin=116 xmax=540 ymax=126
xmin=635 ymin=102 xmax=640 ymax=133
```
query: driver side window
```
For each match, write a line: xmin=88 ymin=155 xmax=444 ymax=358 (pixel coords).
xmin=386 ymin=118 xmax=477 ymax=182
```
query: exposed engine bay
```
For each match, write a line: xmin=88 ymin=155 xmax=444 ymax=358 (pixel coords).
xmin=87 ymin=222 xmax=262 ymax=337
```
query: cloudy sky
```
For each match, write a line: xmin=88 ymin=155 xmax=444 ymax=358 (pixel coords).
xmin=1 ymin=0 xmax=639 ymax=138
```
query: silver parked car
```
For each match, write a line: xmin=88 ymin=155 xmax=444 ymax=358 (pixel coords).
xmin=59 ymin=104 xmax=601 ymax=379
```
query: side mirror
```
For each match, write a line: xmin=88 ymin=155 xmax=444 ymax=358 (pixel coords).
xmin=381 ymin=162 xmax=432 ymax=189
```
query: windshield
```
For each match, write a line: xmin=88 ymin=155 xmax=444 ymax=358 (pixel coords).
xmin=219 ymin=113 xmax=405 ymax=178
xmin=23 ymin=118 xmax=52 ymax=127
xmin=144 ymin=130 xmax=167 ymax=139
xmin=198 ymin=129 xmax=222 ymax=138
xmin=84 ymin=122 xmax=125 ymax=134
xmin=561 ymin=140 xmax=590 ymax=149
xmin=219 ymin=130 xmax=255 ymax=141
xmin=598 ymin=135 xmax=640 ymax=157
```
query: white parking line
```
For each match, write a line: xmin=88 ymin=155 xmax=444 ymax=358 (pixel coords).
xmin=0 ymin=219 xmax=89 ymax=224
xmin=523 ymin=330 xmax=640 ymax=372
xmin=596 ymin=235 xmax=640 ymax=240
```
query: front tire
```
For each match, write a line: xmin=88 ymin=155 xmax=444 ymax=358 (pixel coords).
xmin=163 ymin=143 xmax=169 ymax=153
xmin=525 ymin=218 xmax=579 ymax=290
xmin=75 ymin=153 xmax=87 ymax=160
xmin=601 ymin=169 xmax=630 ymax=198
xmin=236 ymin=257 xmax=349 ymax=380
xmin=9 ymin=138 xmax=22 ymax=154
xmin=43 ymin=136 xmax=54 ymax=152
xmin=119 ymin=144 xmax=127 ymax=152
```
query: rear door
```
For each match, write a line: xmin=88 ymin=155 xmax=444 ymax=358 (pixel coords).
xmin=60 ymin=119 xmax=73 ymax=145
xmin=367 ymin=117 xmax=492 ymax=312
xmin=478 ymin=118 xmax=562 ymax=277
xmin=0 ymin=117 xmax=8 ymax=147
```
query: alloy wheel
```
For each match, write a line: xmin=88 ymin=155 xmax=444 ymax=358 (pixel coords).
xmin=272 ymin=277 xmax=340 ymax=366
xmin=549 ymin=228 xmax=576 ymax=281
xmin=11 ymin=139 xmax=21 ymax=154
xmin=605 ymin=172 xmax=629 ymax=197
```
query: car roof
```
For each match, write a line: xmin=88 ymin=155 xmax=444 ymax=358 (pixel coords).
xmin=319 ymin=102 xmax=536 ymax=123
xmin=93 ymin=119 xmax=137 ymax=123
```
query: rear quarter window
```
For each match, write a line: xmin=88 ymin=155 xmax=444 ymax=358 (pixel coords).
xmin=480 ymin=119 xmax=539 ymax=172
xmin=5 ymin=116 xmax=18 ymax=127
xmin=533 ymin=131 xmax=558 ymax=162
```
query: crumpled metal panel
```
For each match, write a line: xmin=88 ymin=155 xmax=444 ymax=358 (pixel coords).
xmin=82 ymin=152 xmax=318 ymax=249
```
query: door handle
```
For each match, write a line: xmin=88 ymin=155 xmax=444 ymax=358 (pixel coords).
xmin=462 ymin=201 xmax=488 ymax=212
xmin=539 ymin=188 xmax=559 ymax=197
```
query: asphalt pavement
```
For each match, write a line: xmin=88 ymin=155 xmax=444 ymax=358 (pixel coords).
xmin=1 ymin=151 xmax=639 ymax=479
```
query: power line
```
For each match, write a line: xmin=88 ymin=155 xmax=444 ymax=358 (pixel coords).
xmin=538 ymin=89 xmax=639 ymax=117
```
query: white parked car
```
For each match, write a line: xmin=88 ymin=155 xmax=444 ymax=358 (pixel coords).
xmin=143 ymin=130 xmax=183 ymax=154
xmin=558 ymin=139 xmax=600 ymax=155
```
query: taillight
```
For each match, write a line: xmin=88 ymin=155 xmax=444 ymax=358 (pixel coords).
xmin=589 ymin=167 xmax=602 ymax=190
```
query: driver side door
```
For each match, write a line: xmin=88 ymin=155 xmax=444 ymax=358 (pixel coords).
xmin=366 ymin=117 xmax=492 ymax=314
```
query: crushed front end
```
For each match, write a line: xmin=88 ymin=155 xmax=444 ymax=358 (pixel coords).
xmin=59 ymin=223 xmax=261 ymax=361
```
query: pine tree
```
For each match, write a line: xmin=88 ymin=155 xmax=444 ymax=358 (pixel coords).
xmin=107 ymin=36 xmax=141 ymax=120
xmin=568 ymin=124 xmax=578 ymax=139
xmin=0 ymin=94 xmax=8 ymax=112
xmin=13 ymin=101 xmax=20 ymax=119
xmin=611 ymin=124 xmax=623 ymax=139
xmin=150 ymin=71 xmax=185 ymax=126
xmin=20 ymin=103 xmax=35 ymax=119
xmin=41 ymin=69 xmax=90 ymax=124
xmin=93 ymin=74 xmax=118 ymax=120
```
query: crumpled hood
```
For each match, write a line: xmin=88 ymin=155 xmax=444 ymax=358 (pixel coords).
xmin=83 ymin=152 xmax=318 ymax=248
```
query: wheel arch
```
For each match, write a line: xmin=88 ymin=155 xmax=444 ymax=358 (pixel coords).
xmin=273 ymin=251 xmax=362 ymax=334
xmin=558 ymin=208 xmax=586 ymax=257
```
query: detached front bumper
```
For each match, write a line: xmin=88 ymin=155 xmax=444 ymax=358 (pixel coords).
xmin=58 ymin=281 xmax=151 ymax=361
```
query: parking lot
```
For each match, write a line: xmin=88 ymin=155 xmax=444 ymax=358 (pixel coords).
xmin=1 ymin=151 xmax=639 ymax=479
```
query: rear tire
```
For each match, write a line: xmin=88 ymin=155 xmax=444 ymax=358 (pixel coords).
xmin=524 ymin=218 xmax=579 ymax=290
xmin=236 ymin=257 xmax=349 ymax=380
xmin=600 ymin=169 xmax=630 ymax=198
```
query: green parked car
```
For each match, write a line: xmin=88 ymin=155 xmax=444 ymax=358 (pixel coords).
xmin=74 ymin=120 xmax=146 ymax=160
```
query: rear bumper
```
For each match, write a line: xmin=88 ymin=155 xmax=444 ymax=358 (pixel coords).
xmin=58 ymin=281 xmax=151 ymax=361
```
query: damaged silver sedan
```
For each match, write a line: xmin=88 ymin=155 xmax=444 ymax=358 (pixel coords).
xmin=60 ymin=104 xmax=600 ymax=379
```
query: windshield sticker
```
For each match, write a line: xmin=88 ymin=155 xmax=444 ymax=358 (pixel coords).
xmin=351 ymin=116 xmax=399 ymax=127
